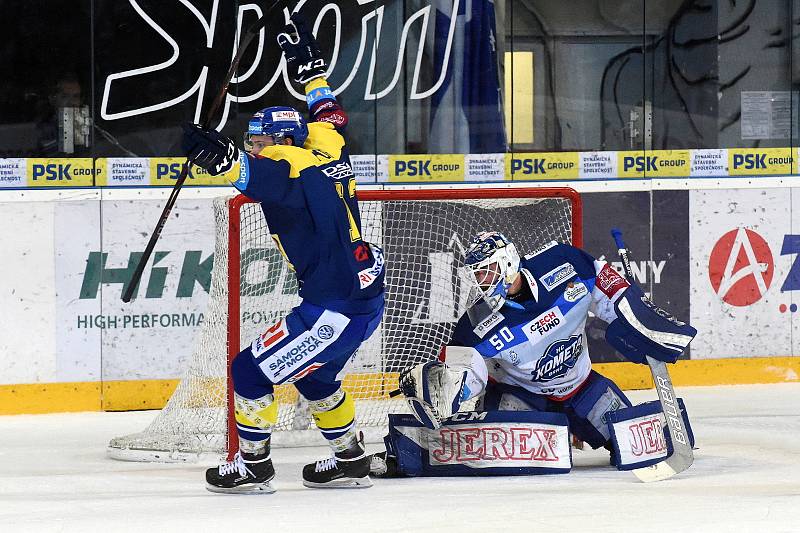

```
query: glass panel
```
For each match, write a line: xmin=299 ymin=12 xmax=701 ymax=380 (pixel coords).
xmin=220 ymin=3 xmax=297 ymax=160
xmin=504 ymin=51 xmax=534 ymax=146
xmin=0 ymin=0 xmax=92 ymax=157
xmin=93 ymin=1 xmax=241 ymax=158
xmin=372 ymin=0 xmax=409 ymax=158
xmin=717 ymin=0 xmax=794 ymax=150
xmin=793 ymin=0 xmax=800 ymax=166
xmin=645 ymin=0 xmax=795 ymax=152
xmin=507 ymin=0 xmax=645 ymax=153
xmin=5 ymin=1 xmax=795 ymax=164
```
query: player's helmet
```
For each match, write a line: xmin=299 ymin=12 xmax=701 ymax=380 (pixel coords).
xmin=244 ymin=106 xmax=309 ymax=151
xmin=464 ymin=231 xmax=520 ymax=311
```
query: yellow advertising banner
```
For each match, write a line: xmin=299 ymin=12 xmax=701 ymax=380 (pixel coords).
xmin=728 ymin=147 xmax=794 ymax=176
xmin=388 ymin=154 xmax=465 ymax=182
xmin=148 ymin=158 xmax=233 ymax=186
xmin=506 ymin=152 xmax=579 ymax=180
xmin=616 ymin=150 xmax=691 ymax=178
xmin=26 ymin=158 xmax=95 ymax=186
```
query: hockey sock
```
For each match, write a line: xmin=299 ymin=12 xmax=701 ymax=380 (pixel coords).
xmin=309 ymin=389 xmax=358 ymax=453
xmin=234 ymin=392 xmax=278 ymax=451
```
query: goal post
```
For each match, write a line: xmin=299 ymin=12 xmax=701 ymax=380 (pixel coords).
xmin=108 ymin=187 xmax=582 ymax=462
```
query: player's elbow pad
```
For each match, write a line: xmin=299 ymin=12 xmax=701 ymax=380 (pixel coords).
xmin=605 ymin=284 xmax=697 ymax=364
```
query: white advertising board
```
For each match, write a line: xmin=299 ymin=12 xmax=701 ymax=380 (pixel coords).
xmin=54 ymin=197 xmax=216 ymax=381
xmin=0 ymin=200 xmax=62 ymax=384
xmin=690 ymin=188 xmax=796 ymax=359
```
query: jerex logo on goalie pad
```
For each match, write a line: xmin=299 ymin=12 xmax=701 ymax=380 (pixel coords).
xmin=606 ymin=399 xmax=694 ymax=471
xmin=429 ymin=425 xmax=561 ymax=465
xmin=385 ymin=411 xmax=572 ymax=476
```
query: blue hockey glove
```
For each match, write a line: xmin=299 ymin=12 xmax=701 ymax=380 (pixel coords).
xmin=277 ymin=13 xmax=327 ymax=84
xmin=181 ymin=123 xmax=239 ymax=175
xmin=605 ymin=284 xmax=697 ymax=364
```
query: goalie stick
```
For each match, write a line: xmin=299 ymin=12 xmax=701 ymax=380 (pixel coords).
xmin=611 ymin=228 xmax=694 ymax=482
xmin=122 ymin=0 xmax=286 ymax=303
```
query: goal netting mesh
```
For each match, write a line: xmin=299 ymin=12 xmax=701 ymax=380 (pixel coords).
xmin=108 ymin=187 xmax=581 ymax=462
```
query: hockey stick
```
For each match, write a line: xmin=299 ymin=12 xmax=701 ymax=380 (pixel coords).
xmin=122 ymin=0 xmax=286 ymax=302
xmin=611 ymin=228 xmax=694 ymax=482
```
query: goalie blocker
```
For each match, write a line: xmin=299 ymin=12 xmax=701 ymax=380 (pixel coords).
xmin=376 ymin=401 xmax=693 ymax=477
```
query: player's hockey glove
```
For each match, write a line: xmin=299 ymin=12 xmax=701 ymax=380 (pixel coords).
xmin=605 ymin=284 xmax=697 ymax=364
xmin=277 ymin=13 xmax=327 ymax=84
xmin=181 ymin=123 xmax=240 ymax=176
xmin=398 ymin=361 xmax=468 ymax=430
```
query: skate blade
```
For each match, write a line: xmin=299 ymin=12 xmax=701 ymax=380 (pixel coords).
xmin=303 ymin=476 xmax=373 ymax=489
xmin=206 ymin=481 xmax=277 ymax=494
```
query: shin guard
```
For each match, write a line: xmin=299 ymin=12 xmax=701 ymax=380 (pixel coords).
xmin=234 ymin=392 xmax=278 ymax=452
xmin=310 ymin=389 xmax=357 ymax=452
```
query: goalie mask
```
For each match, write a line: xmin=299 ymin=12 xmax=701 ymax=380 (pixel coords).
xmin=244 ymin=106 xmax=309 ymax=152
xmin=464 ymin=231 xmax=520 ymax=311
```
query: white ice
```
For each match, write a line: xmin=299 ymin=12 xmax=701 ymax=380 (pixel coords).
xmin=1 ymin=383 xmax=799 ymax=533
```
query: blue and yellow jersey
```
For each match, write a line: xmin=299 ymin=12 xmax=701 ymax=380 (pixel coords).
xmin=227 ymin=80 xmax=383 ymax=314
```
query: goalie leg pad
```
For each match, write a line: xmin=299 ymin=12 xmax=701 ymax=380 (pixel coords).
xmin=384 ymin=411 xmax=572 ymax=477
xmin=606 ymin=398 xmax=694 ymax=470
xmin=562 ymin=371 xmax=632 ymax=449
xmin=307 ymin=389 xmax=358 ymax=452
xmin=479 ymin=382 xmax=550 ymax=411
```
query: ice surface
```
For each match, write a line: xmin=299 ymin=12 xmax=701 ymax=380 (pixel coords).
xmin=1 ymin=384 xmax=799 ymax=532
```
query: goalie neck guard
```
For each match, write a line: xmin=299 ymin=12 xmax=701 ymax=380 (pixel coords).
xmin=464 ymin=231 xmax=520 ymax=312
xmin=244 ymin=106 xmax=309 ymax=151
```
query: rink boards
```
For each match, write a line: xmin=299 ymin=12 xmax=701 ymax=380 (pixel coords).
xmin=1 ymin=181 xmax=800 ymax=414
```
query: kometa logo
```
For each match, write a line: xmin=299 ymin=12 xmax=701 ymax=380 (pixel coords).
xmin=531 ymin=334 xmax=582 ymax=382
xmin=708 ymin=228 xmax=774 ymax=306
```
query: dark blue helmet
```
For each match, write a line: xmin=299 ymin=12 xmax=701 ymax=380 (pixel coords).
xmin=244 ymin=106 xmax=309 ymax=150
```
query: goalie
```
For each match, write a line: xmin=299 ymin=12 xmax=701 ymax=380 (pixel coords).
xmin=370 ymin=232 xmax=697 ymax=477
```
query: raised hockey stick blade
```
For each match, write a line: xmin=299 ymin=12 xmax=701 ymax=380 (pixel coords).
xmin=610 ymin=228 xmax=694 ymax=482
xmin=122 ymin=0 xmax=286 ymax=303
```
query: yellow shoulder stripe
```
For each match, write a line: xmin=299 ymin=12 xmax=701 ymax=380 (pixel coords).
xmin=259 ymin=145 xmax=319 ymax=178
xmin=305 ymin=122 xmax=345 ymax=160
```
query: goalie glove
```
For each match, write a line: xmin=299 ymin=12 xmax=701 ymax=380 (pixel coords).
xmin=605 ymin=283 xmax=697 ymax=364
xmin=277 ymin=13 xmax=327 ymax=84
xmin=398 ymin=361 xmax=468 ymax=429
xmin=181 ymin=123 xmax=240 ymax=176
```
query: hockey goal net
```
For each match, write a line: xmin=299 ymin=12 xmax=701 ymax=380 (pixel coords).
xmin=108 ymin=187 xmax=581 ymax=462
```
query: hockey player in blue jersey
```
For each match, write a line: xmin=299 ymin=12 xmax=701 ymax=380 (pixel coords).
xmin=182 ymin=14 xmax=384 ymax=493
xmin=370 ymin=231 xmax=696 ymax=478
